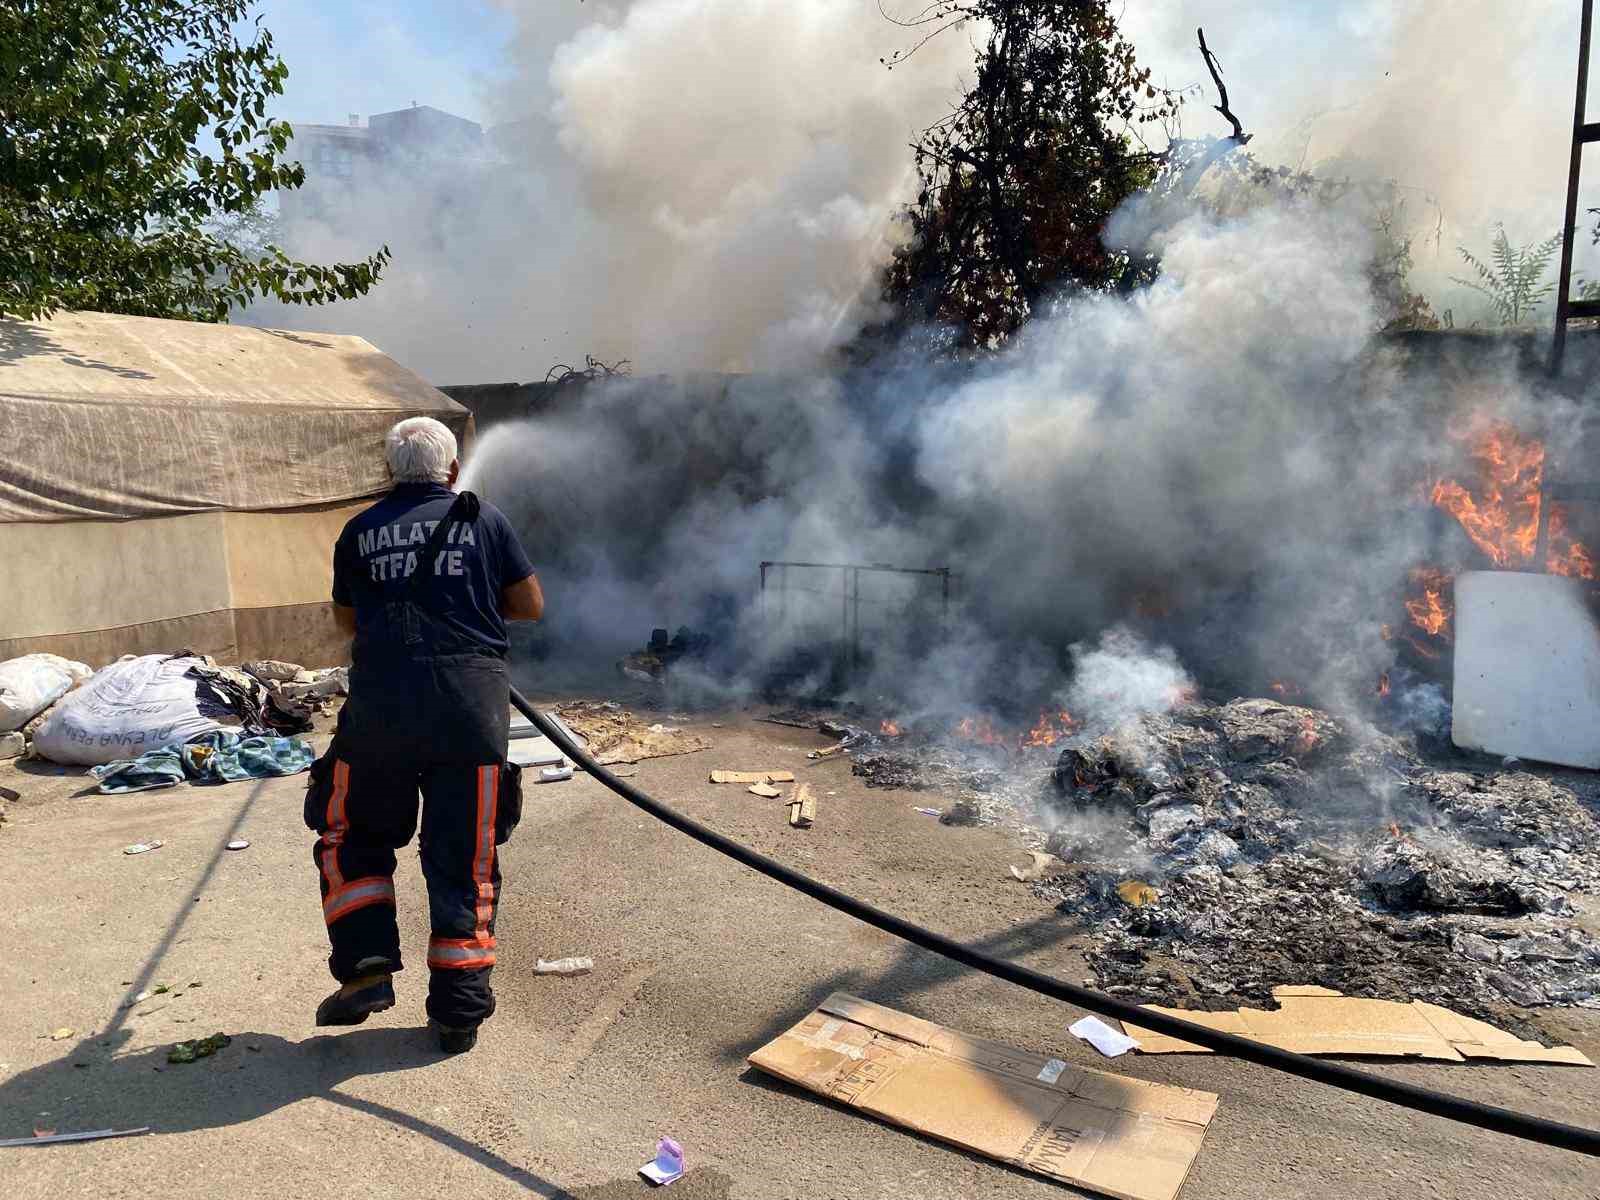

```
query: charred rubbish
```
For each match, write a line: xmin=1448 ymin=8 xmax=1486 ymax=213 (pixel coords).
xmin=1025 ymin=698 xmax=1600 ymax=1034
xmin=618 ymin=625 xmax=713 ymax=684
xmin=801 ymin=694 xmax=1600 ymax=1036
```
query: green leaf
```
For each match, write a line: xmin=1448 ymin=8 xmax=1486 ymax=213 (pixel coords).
xmin=0 ymin=0 xmax=385 ymax=323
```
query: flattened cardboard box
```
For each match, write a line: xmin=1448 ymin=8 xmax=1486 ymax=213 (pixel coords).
xmin=1123 ymin=985 xmax=1593 ymax=1065
xmin=749 ymin=993 xmax=1218 ymax=1200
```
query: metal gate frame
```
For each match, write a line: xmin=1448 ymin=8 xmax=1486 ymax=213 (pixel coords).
xmin=758 ymin=560 xmax=954 ymax=671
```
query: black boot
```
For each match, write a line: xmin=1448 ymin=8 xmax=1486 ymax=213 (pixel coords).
xmin=431 ymin=1019 xmax=478 ymax=1054
xmin=315 ymin=973 xmax=396 ymax=1027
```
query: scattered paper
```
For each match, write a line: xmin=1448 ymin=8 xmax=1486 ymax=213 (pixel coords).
xmin=747 ymin=782 xmax=783 ymax=798
xmin=1069 ymin=1015 xmax=1139 ymax=1058
xmin=225 ymin=839 xmax=250 ymax=851
xmin=539 ymin=766 xmax=574 ymax=784
xmin=807 ymin=743 xmax=847 ymax=759
xmin=48 ymin=1028 xmax=74 ymax=1041
xmin=122 ymin=841 xmax=164 ymax=856
xmin=639 ymin=1136 xmax=685 ymax=1186
xmin=534 ymin=957 xmax=593 ymax=976
xmin=911 ymin=806 xmax=941 ymax=817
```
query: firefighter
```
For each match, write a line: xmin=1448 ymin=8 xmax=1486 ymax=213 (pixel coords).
xmin=306 ymin=416 xmax=543 ymax=1053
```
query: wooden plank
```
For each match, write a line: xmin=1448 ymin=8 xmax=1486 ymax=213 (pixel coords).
xmin=713 ymin=771 xmax=793 ymax=790
xmin=796 ymin=782 xmax=816 ymax=827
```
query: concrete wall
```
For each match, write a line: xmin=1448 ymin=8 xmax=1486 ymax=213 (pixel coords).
xmin=0 ymin=502 xmax=365 ymax=667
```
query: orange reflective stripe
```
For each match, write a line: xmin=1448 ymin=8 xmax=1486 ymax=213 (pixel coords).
xmin=322 ymin=875 xmax=395 ymax=925
xmin=319 ymin=759 xmax=351 ymax=892
xmin=427 ymin=767 xmax=501 ymax=971
xmin=471 ymin=765 xmax=498 ymax=937
xmin=428 ymin=934 xmax=497 ymax=969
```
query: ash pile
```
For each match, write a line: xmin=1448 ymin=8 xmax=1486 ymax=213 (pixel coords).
xmin=1029 ymin=698 xmax=1600 ymax=1033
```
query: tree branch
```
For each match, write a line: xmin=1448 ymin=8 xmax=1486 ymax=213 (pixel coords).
xmin=1197 ymin=27 xmax=1251 ymax=146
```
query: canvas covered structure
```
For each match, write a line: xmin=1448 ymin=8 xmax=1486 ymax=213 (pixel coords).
xmin=0 ymin=310 xmax=472 ymax=666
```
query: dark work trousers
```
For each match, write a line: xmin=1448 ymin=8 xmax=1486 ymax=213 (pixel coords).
xmin=304 ymin=654 xmax=518 ymax=1029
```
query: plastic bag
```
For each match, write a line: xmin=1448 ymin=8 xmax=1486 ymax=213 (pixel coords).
xmin=32 ymin=654 xmax=228 ymax=765
xmin=0 ymin=653 xmax=92 ymax=732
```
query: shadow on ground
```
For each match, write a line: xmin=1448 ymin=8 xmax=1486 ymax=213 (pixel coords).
xmin=0 ymin=1026 xmax=573 ymax=1196
xmin=716 ymin=907 xmax=1086 ymax=1065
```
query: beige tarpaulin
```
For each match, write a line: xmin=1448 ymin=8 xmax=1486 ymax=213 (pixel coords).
xmin=0 ymin=311 xmax=471 ymax=521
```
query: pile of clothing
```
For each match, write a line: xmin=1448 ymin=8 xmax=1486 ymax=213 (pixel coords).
xmin=92 ymin=729 xmax=317 ymax=794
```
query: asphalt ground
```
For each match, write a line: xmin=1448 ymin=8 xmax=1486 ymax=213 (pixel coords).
xmin=2 ymin=702 xmax=1598 ymax=1199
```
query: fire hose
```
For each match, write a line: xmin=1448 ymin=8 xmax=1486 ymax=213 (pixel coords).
xmin=508 ymin=686 xmax=1600 ymax=1156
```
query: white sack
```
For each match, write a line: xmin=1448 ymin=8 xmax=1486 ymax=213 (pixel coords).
xmin=0 ymin=653 xmax=92 ymax=732
xmin=32 ymin=654 xmax=227 ymax=765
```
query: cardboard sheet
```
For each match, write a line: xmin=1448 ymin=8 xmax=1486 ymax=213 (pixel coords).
xmin=749 ymin=993 xmax=1219 ymax=1200
xmin=1123 ymin=986 xmax=1593 ymax=1065
xmin=552 ymin=703 xmax=708 ymax=765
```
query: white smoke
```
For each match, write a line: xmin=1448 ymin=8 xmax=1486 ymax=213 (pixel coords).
xmin=252 ymin=3 xmax=1595 ymax=369
xmin=464 ymin=188 xmax=1525 ymax=716
xmin=1122 ymin=0 xmax=1596 ymax=323
xmin=249 ymin=3 xmax=1593 ymax=719
xmin=253 ymin=0 xmax=969 ymax=380
xmin=1063 ymin=628 xmax=1196 ymax=733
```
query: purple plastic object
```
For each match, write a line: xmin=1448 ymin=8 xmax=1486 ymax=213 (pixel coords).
xmin=639 ymin=1136 xmax=685 ymax=1186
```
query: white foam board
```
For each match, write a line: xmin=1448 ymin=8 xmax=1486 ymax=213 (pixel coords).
xmin=1452 ymin=570 xmax=1600 ymax=769
xmin=509 ymin=711 xmax=586 ymax=748
xmin=507 ymin=735 xmax=565 ymax=769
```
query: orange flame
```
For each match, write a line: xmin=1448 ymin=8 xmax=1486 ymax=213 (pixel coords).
xmin=880 ymin=719 xmax=902 ymax=737
xmin=954 ymin=710 xmax=1080 ymax=751
xmin=1377 ymin=671 xmax=1391 ymax=698
xmin=1404 ymin=567 xmax=1453 ymax=640
xmin=1548 ymin=505 xmax=1598 ymax=580
xmin=1021 ymin=710 xmax=1080 ymax=748
xmin=953 ymin=715 xmax=1006 ymax=746
xmin=1269 ymin=681 xmax=1300 ymax=699
xmin=1428 ymin=418 xmax=1595 ymax=578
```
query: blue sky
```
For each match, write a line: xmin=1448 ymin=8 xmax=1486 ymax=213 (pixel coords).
xmin=256 ymin=1 xmax=514 ymax=126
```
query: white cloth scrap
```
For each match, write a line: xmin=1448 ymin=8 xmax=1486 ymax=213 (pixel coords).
xmin=1069 ymin=1015 xmax=1139 ymax=1058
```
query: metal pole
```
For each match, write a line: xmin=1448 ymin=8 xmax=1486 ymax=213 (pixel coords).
xmin=851 ymin=568 xmax=861 ymax=673
xmin=844 ymin=566 xmax=857 ymax=672
xmin=1551 ymin=0 xmax=1593 ymax=377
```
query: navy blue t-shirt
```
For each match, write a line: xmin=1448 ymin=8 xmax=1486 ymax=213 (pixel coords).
xmin=332 ymin=483 xmax=535 ymax=665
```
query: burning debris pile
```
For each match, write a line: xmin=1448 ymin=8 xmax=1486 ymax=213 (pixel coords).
xmin=838 ymin=710 xmax=1078 ymax=816
xmin=1028 ymin=698 xmax=1600 ymax=1032
xmin=1395 ymin=417 xmax=1599 ymax=670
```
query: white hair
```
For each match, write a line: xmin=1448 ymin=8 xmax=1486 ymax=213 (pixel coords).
xmin=385 ymin=417 xmax=458 ymax=484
